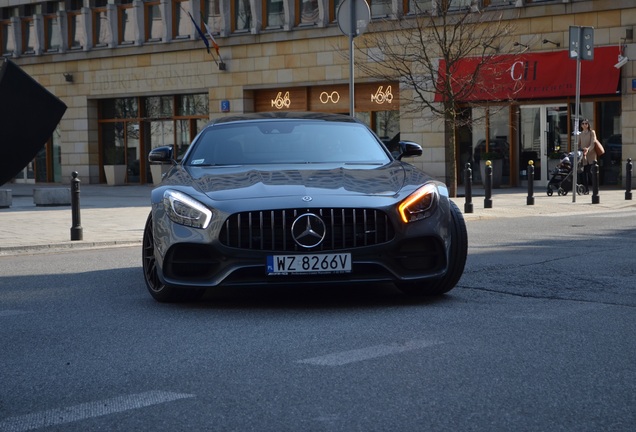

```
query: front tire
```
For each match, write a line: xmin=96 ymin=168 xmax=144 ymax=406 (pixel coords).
xmin=142 ymin=213 xmax=205 ymax=303
xmin=396 ymin=200 xmax=468 ymax=296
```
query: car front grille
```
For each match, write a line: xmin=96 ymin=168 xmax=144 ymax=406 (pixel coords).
xmin=219 ymin=208 xmax=395 ymax=251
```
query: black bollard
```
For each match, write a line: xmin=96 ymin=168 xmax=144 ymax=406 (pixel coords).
xmin=527 ymin=161 xmax=535 ymax=205
xmin=464 ymin=163 xmax=473 ymax=213
xmin=484 ymin=160 xmax=493 ymax=209
xmin=626 ymin=158 xmax=632 ymax=201
xmin=70 ymin=171 xmax=83 ymax=241
xmin=591 ymin=161 xmax=600 ymax=204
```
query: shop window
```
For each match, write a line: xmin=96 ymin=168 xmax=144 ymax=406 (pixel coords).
xmin=570 ymin=101 xmax=593 ymax=139
xmin=145 ymin=1 xmax=163 ymax=41
xmin=233 ymin=0 xmax=252 ymax=32
xmin=373 ymin=111 xmax=400 ymax=142
xmin=177 ymin=94 xmax=209 ymax=116
xmin=488 ymin=107 xmax=510 ymax=185
xmin=126 ymin=122 xmax=142 ymax=183
xmin=101 ymin=122 xmax=127 ymax=165
xmin=100 ymin=95 xmax=208 ymax=184
xmin=468 ymin=105 xmax=513 ymax=188
xmin=145 ymin=96 xmax=174 ymax=118
xmin=297 ymin=0 xmax=319 ymax=26
xmin=51 ymin=125 xmax=63 ymax=183
xmin=264 ymin=0 xmax=284 ymax=28
xmin=101 ymin=98 xmax=139 ymax=119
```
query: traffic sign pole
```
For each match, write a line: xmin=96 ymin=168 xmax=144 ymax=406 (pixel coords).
xmin=349 ymin=0 xmax=355 ymax=116
xmin=337 ymin=0 xmax=370 ymax=118
xmin=569 ymin=25 xmax=594 ymax=203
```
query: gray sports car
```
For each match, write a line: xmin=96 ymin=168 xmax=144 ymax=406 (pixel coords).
xmin=143 ymin=112 xmax=467 ymax=302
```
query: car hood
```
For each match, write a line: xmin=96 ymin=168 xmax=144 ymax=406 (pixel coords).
xmin=165 ymin=163 xmax=432 ymax=201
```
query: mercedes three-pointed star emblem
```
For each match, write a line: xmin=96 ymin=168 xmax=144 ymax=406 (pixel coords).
xmin=291 ymin=213 xmax=326 ymax=248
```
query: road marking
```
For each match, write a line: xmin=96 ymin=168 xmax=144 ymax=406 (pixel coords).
xmin=0 ymin=391 xmax=194 ymax=432
xmin=297 ymin=339 xmax=441 ymax=366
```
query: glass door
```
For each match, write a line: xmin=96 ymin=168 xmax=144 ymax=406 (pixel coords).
xmin=519 ymin=105 xmax=568 ymax=186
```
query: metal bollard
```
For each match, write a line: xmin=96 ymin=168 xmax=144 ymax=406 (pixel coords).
xmin=464 ymin=163 xmax=473 ymax=213
xmin=484 ymin=160 xmax=493 ymax=209
xmin=527 ymin=160 xmax=535 ymax=205
xmin=70 ymin=171 xmax=83 ymax=241
xmin=591 ymin=161 xmax=600 ymax=204
xmin=626 ymin=158 xmax=632 ymax=201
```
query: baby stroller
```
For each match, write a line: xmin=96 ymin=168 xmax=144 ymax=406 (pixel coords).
xmin=546 ymin=151 xmax=585 ymax=196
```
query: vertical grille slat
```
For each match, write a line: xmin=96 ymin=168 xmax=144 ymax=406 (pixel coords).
xmin=220 ymin=208 xmax=394 ymax=251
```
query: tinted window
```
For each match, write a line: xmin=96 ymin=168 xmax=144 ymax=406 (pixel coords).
xmin=186 ymin=121 xmax=391 ymax=165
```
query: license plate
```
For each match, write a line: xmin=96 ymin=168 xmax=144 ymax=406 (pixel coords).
xmin=267 ymin=253 xmax=352 ymax=275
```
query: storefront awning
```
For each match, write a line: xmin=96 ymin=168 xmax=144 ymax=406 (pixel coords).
xmin=434 ymin=46 xmax=621 ymax=103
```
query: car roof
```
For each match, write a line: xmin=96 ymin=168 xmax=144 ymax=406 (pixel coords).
xmin=207 ymin=111 xmax=362 ymax=127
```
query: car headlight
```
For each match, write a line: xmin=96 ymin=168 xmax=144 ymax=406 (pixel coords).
xmin=398 ymin=183 xmax=439 ymax=223
xmin=163 ymin=190 xmax=212 ymax=229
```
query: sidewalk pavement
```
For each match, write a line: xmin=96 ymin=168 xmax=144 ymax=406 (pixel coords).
xmin=1 ymin=182 xmax=634 ymax=255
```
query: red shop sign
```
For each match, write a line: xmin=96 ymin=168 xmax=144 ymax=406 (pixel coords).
xmin=435 ymin=46 xmax=620 ymax=102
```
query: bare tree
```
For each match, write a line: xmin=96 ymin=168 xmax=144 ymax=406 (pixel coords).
xmin=357 ymin=1 xmax=519 ymax=196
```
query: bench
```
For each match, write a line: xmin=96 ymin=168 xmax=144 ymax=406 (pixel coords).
xmin=0 ymin=189 xmax=11 ymax=208
xmin=33 ymin=188 xmax=71 ymax=206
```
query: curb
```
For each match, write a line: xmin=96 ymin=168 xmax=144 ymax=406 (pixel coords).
xmin=0 ymin=240 xmax=143 ymax=256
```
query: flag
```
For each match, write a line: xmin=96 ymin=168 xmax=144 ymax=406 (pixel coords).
xmin=204 ymin=22 xmax=220 ymax=57
xmin=187 ymin=11 xmax=210 ymax=54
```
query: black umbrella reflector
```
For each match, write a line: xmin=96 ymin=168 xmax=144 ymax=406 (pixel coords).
xmin=0 ymin=58 xmax=67 ymax=186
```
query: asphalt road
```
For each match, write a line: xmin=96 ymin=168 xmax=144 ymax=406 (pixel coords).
xmin=1 ymin=211 xmax=635 ymax=431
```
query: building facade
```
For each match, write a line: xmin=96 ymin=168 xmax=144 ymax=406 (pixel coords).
xmin=2 ymin=0 xmax=635 ymax=189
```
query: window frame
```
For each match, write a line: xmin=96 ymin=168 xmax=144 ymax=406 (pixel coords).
xmin=231 ymin=0 xmax=252 ymax=33
xmin=92 ymin=6 xmax=110 ymax=47
xmin=43 ymin=12 xmax=62 ymax=52
xmin=0 ymin=19 xmax=15 ymax=56
xmin=172 ymin=0 xmax=191 ymax=40
xmin=144 ymin=0 xmax=163 ymax=42
xmin=117 ymin=2 xmax=135 ymax=45
xmin=296 ymin=0 xmax=320 ymax=27
xmin=263 ymin=0 xmax=285 ymax=29
xmin=67 ymin=10 xmax=83 ymax=50
xmin=21 ymin=16 xmax=36 ymax=54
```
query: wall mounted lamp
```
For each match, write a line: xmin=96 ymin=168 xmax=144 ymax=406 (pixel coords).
xmin=513 ymin=42 xmax=529 ymax=49
xmin=63 ymin=72 xmax=73 ymax=83
xmin=542 ymin=39 xmax=560 ymax=47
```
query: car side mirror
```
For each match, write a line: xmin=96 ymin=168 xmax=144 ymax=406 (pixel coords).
xmin=149 ymin=146 xmax=174 ymax=164
xmin=395 ymin=141 xmax=423 ymax=160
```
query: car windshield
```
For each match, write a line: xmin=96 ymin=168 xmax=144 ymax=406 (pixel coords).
xmin=185 ymin=120 xmax=391 ymax=166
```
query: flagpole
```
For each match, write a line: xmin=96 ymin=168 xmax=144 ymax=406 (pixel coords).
xmin=182 ymin=5 xmax=220 ymax=67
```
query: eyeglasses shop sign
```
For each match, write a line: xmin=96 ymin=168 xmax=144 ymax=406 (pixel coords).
xmin=256 ymin=83 xmax=398 ymax=112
